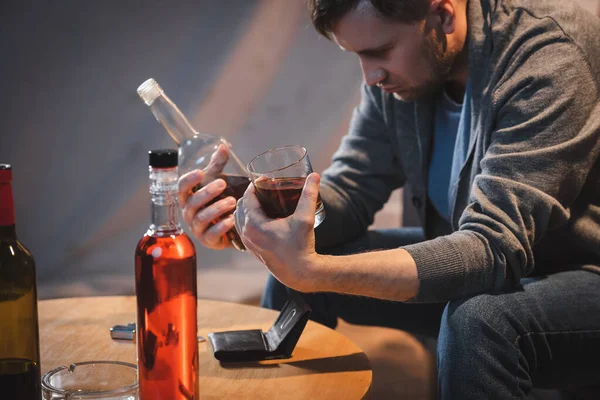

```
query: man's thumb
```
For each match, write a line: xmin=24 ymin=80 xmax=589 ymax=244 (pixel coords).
xmin=294 ymin=173 xmax=320 ymax=218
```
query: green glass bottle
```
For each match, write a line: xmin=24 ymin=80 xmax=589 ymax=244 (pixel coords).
xmin=0 ymin=164 xmax=41 ymax=399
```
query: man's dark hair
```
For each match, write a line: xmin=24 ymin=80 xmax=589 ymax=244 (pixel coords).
xmin=308 ymin=0 xmax=430 ymax=39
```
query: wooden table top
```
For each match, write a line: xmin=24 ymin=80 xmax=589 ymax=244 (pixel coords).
xmin=39 ymin=296 xmax=372 ymax=399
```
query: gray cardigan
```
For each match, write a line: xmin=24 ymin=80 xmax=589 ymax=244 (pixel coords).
xmin=315 ymin=0 xmax=600 ymax=302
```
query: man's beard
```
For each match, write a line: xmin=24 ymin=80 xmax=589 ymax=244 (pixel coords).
xmin=394 ymin=28 xmax=457 ymax=101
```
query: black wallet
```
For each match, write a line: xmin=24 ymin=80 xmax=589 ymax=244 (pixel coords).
xmin=208 ymin=295 xmax=312 ymax=362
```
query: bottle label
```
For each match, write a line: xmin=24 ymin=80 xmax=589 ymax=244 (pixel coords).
xmin=0 ymin=183 xmax=15 ymax=226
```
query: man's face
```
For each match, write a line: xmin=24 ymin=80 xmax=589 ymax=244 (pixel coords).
xmin=332 ymin=2 xmax=460 ymax=101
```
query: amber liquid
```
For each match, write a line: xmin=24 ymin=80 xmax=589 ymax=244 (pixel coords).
xmin=195 ymin=174 xmax=250 ymax=250
xmin=255 ymin=177 xmax=323 ymax=219
xmin=135 ymin=232 xmax=198 ymax=400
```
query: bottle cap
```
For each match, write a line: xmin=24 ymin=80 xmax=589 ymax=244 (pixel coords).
xmin=149 ymin=149 xmax=178 ymax=168
xmin=137 ymin=78 xmax=163 ymax=105
xmin=0 ymin=164 xmax=12 ymax=183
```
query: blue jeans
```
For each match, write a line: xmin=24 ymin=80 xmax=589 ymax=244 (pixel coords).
xmin=260 ymin=228 xmax=600 ymax=399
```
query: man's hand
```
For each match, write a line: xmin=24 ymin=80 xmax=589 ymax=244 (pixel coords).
xmin=178 ymin=145 xmax=238 ymax=250
xmin=234 ymin=173 xmax=323 ymax=292
xmin=234 ymin=172 xmax=420 ymax=301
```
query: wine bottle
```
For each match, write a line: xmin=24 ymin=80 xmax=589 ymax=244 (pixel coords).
xmin=135 ymin=149 xmax=199 ymax=400
xmin=0 ymin=164 xmax=41 ymax=400
xmin=137 ymin=78 xmax=250 ymax=251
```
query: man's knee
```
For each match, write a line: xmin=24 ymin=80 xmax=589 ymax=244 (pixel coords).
xmin=260 ymin=273 xmax=339 ymax=328
xmin=260 ymin=274 xmax=290 ymax=311
xmin=438 ymin=294 xmax=518 ymax=356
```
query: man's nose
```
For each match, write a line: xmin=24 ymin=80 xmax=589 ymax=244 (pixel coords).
xmin=361 ymin=62 xmax=386 ymax=87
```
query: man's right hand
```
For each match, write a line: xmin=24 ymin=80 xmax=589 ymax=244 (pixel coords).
xmin=178 ymin=169 xmax=238 ymax=250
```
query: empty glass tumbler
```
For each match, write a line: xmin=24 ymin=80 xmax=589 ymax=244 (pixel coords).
xmin=41 ymin=361 xmax=138 ymax=400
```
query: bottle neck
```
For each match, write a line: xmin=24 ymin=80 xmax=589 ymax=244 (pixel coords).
xmin=148 ymin=166 xmax=181 ymax=235
xmin=148 ymin=94 xmax=197 ymax=146
xmin=0 ymin=181 xmax=16 ymax=240
xmin=0 ymin=224 xmax=17 ymax=240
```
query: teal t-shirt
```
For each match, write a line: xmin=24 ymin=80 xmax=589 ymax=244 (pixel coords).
xmin=428 ymin=81 xmax=471 ymax=221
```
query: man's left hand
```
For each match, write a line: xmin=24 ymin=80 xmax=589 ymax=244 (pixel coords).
xmin=234 ymin=173 xmax=323 ymax=293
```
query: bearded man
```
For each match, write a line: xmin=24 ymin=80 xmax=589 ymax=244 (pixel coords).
xmin=179 ymin=0 xmax=600 ymax=397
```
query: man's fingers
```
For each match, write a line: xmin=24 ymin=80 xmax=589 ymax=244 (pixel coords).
xmin=186 ymin=179 xmax=227 ymax=211
xmin=181 ymin=179 xmax=227 ymax=223
xmin=294 ymin=173 xmax=320 ymax=221
xmin=233 ymin=206 xmax=262 ymax=261
xmin=192 ymin=197 xmax=236 ymax=228
xmin=202 ymin=144 xmax=229 ymax=180
xmin=178 ymin=170 xmax=203 ymax=207
xmin=203 ymin=215 xmax=235 ymax=247
xmin=234 ymin=185 xmax=269 ymax=247
xmin=244 ymin=184 xmax=270 ymax=225
xmin=243 ymin=182 xmax=264 ymax=210
xmin=233 ymin=207 xmax=244 ymax=241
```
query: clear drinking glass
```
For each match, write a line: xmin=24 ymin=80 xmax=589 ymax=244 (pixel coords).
xmin=247 ymin=145 xmax=325 ymax=227
xmin=41 ymin=361 xmax=138 ymax=400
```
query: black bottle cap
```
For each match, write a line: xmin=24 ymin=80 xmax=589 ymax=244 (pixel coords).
xmin=149 ymin=149 xmax=178 ymax=168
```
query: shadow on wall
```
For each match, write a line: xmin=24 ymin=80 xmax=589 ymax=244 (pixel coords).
xmin=9 ymin=0 xmax=596 ymax=301
xmin=0 ymin=0 xmax=376 ymax=301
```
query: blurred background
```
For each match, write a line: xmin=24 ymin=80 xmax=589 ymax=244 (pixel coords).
xmin=0 ymin=0 xmax=406 ymax=302
xmin=1 ymin=1 xmax=598 ymax=398
xmin=2 ymin=0 xmax=598 ymax=301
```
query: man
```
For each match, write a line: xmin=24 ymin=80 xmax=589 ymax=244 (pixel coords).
xmin=178 ymin=0 xmax=600 ymax=398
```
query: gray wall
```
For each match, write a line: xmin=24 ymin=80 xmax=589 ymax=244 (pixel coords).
xmin=0 ymin=1 xmax=370 ymax=300
xmin=4 ymin=0 xmax=595 ymax=301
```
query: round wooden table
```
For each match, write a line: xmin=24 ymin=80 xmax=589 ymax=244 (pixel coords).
xmin=39 ymin=296 xmax=372 ymax=399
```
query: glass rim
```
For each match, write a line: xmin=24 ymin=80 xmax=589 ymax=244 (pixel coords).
xmin=41 ymin=360 xmax=138 ymax=396
xmin=247 ymin=145 xmax=308 ymax=176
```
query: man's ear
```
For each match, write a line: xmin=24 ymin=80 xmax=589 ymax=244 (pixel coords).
xmin=428 ymin=0 xmax=456 ymax=34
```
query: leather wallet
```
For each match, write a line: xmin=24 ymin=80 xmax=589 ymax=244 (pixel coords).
xmin=208 ymin=295 xmax=312 ymax=362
